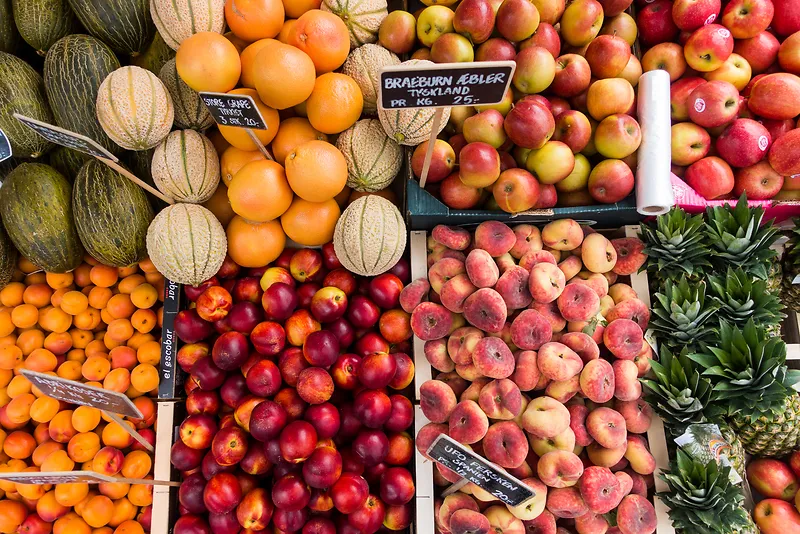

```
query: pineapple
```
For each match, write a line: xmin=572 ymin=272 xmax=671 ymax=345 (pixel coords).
xmin=650 ymin=277 xmax=719 ymax=354
xmin=689 ymin=319 xmax=800 ymax=457
xmin=767 ymin=256 xmax=783 ymax=295
xmin=781 ymin=220 xmax=800 ymax=312
xmin=707 ymin=267 xmax=785 ymax=335
xmin=659 ymin=449 xmax=757 ymax=534
xmin=705 ymin=194 xmax=779 ymax=280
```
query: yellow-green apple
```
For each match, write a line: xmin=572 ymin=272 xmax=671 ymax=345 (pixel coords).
xmin=670 ymin=77 xmax=706 ymax=121
xmin=513 ymin=46 xmax=556 ymax=94
xmin=755 ymin=499 xmax=800 ymax=533
xmin=379 ymin=11 xmax=416 ymax=55
xmin=553 ymin=110 xmax=592 ymax=153
xmin=521 ymin=22 xmax=561 ymax=56
xmin=716 ymin=118 xmax=771 ymax=167
xmin=704 ymin=53 xmax=751 ymax=90
xmin=734 ymin=31 xmax=780 ymax=73
xmin=600 ymin=13 xmax=638 ymax=45
xmin=637 ymin=0 xmax=679 ymax=46
xmin=776 ymin=189 xmax=800 ymax=200
xmin=586 ymin=78 xmax=635 ymax=121
xmin=552 ymin=54 xmax=592 ymax=98
xmin=685 ymin=156 xmax=735 ymax=198
xmin=687 ymin=79 xmax=740 ymax=127
xmin=619 ymin=56 xmax=643 ymax=87
xmin=585 ymin=35 xmax=631 ymax=79
xmin=671 ymin=122 xmax=711 ymax=166
xmin=733 ymin=161 xmax=784 ymax=199
xmin=504 ymin=99 xmax=556 ymax=149
xmin=684 ymin=24 xmax=734 ymax=71
xmin=531 ymin=0 xmax=565 ymax=25
xmin=780 ymin=32 xmax=800 ymax=75
xmin=671 ymin=0 xmax=720 ymax=31
xmin=748 ymin=459 xmax=800 ymax=500
xmin=748 ymin=73 xmax=800 ymax=119
xmin=431 ymin=33 xmax=475 ymax=62
xmin=496 ymin=0 xmax=540 ymax=42
xmin=411 ymin=48 xmax=431 ymax=60
xmin=412 ymin=140 xmax=456 ymax=184
xmin=582 ymin=117 xmax=599 ymax=156
xmin=526 ymin=141 xmax=576 ymax=184
xmin=464 ymin=110 xmax=508 ymax=148
xmin=642 ymin=42 xmax=687 ymax=82
xmin=588 ymin=159 xmax=634 ymax=203
xmin=460 ymin=142 xmax=501 ymax=188
xmin=773 ymin=0 xmax=800 ymax=37
xmin=560 ymin=0 xmax=604 ymax=47
xmin=450 ymin=106 xmax=476 ymax=133
xmin=594 ymin=114 xmax=641 ymax=159
xmin=417 ymin=6 xmax=455 ymax=47
xmin=476 ymin=87 xmax=514 ymax=116
xmin=493 ymin=168 xmax=541 ymax=213
xmin=556 ymin=154 xmax=592 ymax=192
xmin=768 ymin=129 xmax=800 ymax=176
xmin=721 ymin=0 xmax=774 ymax=39
xmin=453 ymin=0 xmax=496 ymax=44
xmin=476 ymin=38 xmax=517 ymax=62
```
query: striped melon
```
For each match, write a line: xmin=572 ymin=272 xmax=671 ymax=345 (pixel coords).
xmin=159 ymin=58 xmax=213 ymax=130
xmin=66 ymin=0 xmax=154 ymax=55
xmin=12 ymin=0 xmax=76 ymax=54
xmin=96 ymin=66 xmax=175 ymax=151
xmin=342 ymin=44 xmax=399 ymax=115
xmin=378 ymin=60 xmax=451 ymax=146
xmin=151 ymin=130 xmax=220 ymax=203
xmin=336 ymin=119 xmax=401 ymax=192
xmin=49 ymin=147 xmax=90 ymax=182
xmin=333 ymin=195 xmax=406 ymax=276
xmin=0 ymin=52 xmax=54 ymax=158
xmin=146 ymin=203 xmax=227 ymax=286
xmin=322 ymin=0 xmax=388 ymax=48
xmin=150 ymin=0 xmax=225 ymax=51
xmin=132 ymin=31 xmax=175 ymax=73
xmin=0 ymin=225 xmax=17 ymax=291
xmin=0 ymin=0 xmax=20 ymax=53
xmin=73 ymin=159 xmax=154 ymax=267
xmin=44 ymin=35 xmax=122 ymax=156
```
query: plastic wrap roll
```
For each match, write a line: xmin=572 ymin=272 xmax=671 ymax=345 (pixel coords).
xmin=636 ymin=69 xmax=674 ymax=215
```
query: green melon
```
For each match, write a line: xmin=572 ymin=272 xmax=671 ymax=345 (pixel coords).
xmin=131 ymin=31 xmax=175 ymax=74
xmin=49 ymin=147 xmax=91 ymax=182
xmin=44 ymin=34 xmax=122 ymax=156
xmin=66 ymin=0 xmax=154 ymax=55
xmin=0 ymin=163 xmax=83 ymax=273
xmin=151 ymin=130 xmax=220 ymax=203
xmin=0 ymin=52 xmax=55 ymax=158
xmin=0 ymin=225 xmax=17 ymax=290
xmin=12 ymin=0 xmax=76 ymax=54
xmin=0 ymin=0 xmax=20 ymax=53
xmin=333 ymin=195 xmax=405 ymax=276
xmin=342 ymin=44 xmax=399 ymax=115
xmin=322 ymin=0 xmax=388 ymax=48
xmin=150 ymin=0 xmax=226 ymax=51
xmin=73 ymin=159 xmax=154 ymax=267
xmin=146 ymin=203 xmax=227 ymax=286
xmin=124 ymin=148 xmax=170 ymax=213
xmin=336 ymin=119 xmax=401 ymax=192
xmin=159 ymin=58 xmax=213 ymax=131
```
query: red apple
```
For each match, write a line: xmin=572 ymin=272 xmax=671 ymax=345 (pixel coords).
xmin=552 ymin=54 xmax=592 ymax=98
xmin=684 ymin=24 xmax=734 ymax=72
xmin=685 ymin=156 xmax=735 ymax=199
xmin=440 ymin=171 xmax=483 ymax=209
xmin=735 ymin=31 xmax=781 ymax=74
xmin=642 ymin=42 xmax=687 ymax=82
xmin=585 ymin=35 xmax=632 ymax=79
xmin=521 ymin=22 xmax=561 ymax=57
xmin=670 ymin=77 xmax=707 ymax=121
xmin=637 ymin=0 xmax=679 ymax=46
xmin=716 ymin=118 xmax=771 ymax=167
xmin=504 ymin=99 xmax=556 ymax=149
xmin=721 ymin=0 xmax=773 ymax=39
xmin=734 ymin=161 xmax=784 ymax=199
xmin=754 ymin=499 xmax=800 ymax=533
xmin=496 ymin=0 xmax=541 ymax=41
xmin=453 ymin=0 xmax=496 ymax=44
xmin=412 ymin=140 xmax=457 ymax=184
xmin=772 ymin=0 xmax=800 ymax=36
xmin=588 ymin=159 xmax=635 ymax=203
xmin=671 ymin=0 xmax=720 ymax=31
xmin=476 ymin=38 xmax=518 ymax=62
xmin=687 ymin=80 xmax=740 ymax=127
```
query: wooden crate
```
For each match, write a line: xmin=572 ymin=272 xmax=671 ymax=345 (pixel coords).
xmin=411 ymin=225 xmax=675 ymax=534
xmin=151 ymin=401 xmax=181 ymax=534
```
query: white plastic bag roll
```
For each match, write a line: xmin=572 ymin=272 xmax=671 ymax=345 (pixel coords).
xmin=636 ymin=69 xmax=674 ymax=216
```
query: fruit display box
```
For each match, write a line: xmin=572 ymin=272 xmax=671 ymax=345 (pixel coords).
xmin=409 ymin=225 xmax=676 ymax=533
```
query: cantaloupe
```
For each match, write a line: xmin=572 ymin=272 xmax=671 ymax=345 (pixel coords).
xmin=322 ymin=0 xmax=388 ymax=48
xmin=378 ymin=60 xmax=451 ymax=146
xmin=150 ymin=0 xmax=226 ymax=51
xmin=159 ymin=58 xmax=213 ymax=130
xmin=342 ymin=44 xmax=399 ymax=115
xmin=151 ymin=129 xmax=220 ymax=203
xmin=96 ymin=66 xmax=174 ymax=150
xmin=333 ymin=195 xmax=406 ymax=276
xmin=146 ymin=203 xmax=227 ymax=286
xmin=336 ymin=119 xmax=401 ymax=192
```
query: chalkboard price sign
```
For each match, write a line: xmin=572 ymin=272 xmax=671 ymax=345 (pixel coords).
xmin=426 ymin=434 xmax=535 ymax=506
xmin=0 ymin=129 xmax=10 ymax=163
xmin=199 ymin=92 xmax=268 ymax=130
xmin=13 ymin=114 xmax=117 ymax=161
xmin=379 ymin=60 xmax=515 ymax=110
xmin=159 ymin=279 xmax=182 ymax=400
xmin=21 ymin=370 xmax=143 ymax=418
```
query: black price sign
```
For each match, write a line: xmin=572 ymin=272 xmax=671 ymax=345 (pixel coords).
xmin=13 ymin=114 xmax=117 ymax=161
xmin=379 ymin=60 xmax=515 ymax=110
xmin=199 ymin=92 xmax=267 ymax=129
xmin=0 ymin=129 xmax=10 ymax=163
xmin=159 ymin=279 xmax=181 ymax=399
xmin=427 ymin=434 xmax=535 ymax=506
xmin=21 ymin=370 xmax=143 ymax=418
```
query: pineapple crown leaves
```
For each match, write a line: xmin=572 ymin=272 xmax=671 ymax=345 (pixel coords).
xmin=658 ymin=448 xmax=751 ymax=534
xmin=639 ymin=207 xmax=712 ymax=277
xmin=705 ymin=193 xmax=779 ymax=280
xmin=688 ymin=320 xmax=800 ymax=419
xmin=707 ymin=267 xmax=786 ymax=329
xmin=651 ymin=277 xmax=719 ymax=352
xmin=641 ymin=346 xmax=714 ymax=427
xmin=783 ymin=217 xmax=800 ymax=264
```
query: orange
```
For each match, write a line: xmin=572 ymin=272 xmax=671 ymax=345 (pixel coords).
xmin=223 ymin=30 xmax=249 ymax=53
xmin=278 ymin=19 xmax=297 ymax=42
xmin=83 ymin=495 xmax=114 ymax=528
xmin=306 ymin=73 xmax=363 ymax=134
xmin=89 ymin=266 xmax=118 ymax=288
xmin=225 ymin=0 xmax=285 ymax=42
xmin=130 ymin=284 xmax=157 ymax=309
xmin=176 ymin=32 xmax=242 ymax=93
xmin=226 ymin=216 xmax=287 ymax=268
xmin=285 ymin=140 xmax=348 ymax=202
xmin=228 ymin=160 xmax=294 ymax=222
xmin=271 ymin=117 xmax=328 ymax=165
xmin=280 ymin=197 xmax=340 ymax=246
xmin=0 ymin=282 xmax=24 ymax=307
xmin=220 ymin=146 xmax=266 ymax=185
xmin=288 ymin=10 xmax=350 ymax=74
xmin=252 ymin=40 xmax=316 ymax=110
xmin=240 ymin=39 xmax=273 ymax=89
xmin=217 ymin=88 xmax=279 ymax=151
xmin=0 ymin=500 xmax=27 ymax=533
xmin=46 ymin=272 xmax=74 ymax=290
xmin=282 ymin=0 xmax=320 ymax=18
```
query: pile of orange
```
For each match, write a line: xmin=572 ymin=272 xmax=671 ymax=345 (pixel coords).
xmin=0 ymin=255 xmax=163 ymax=534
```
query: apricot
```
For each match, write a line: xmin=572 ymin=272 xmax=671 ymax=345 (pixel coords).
xmin=106 ymin=320 xmax=133 ymax=343
xmin=121 ymin=450 xmax=151 ymax=479
xmin=49 ymin=410 xmax=77 ymax=443
xmin=106 ymin=295 xmax=135 ymax=320
xmin=3 ymin=431 xmax=35 ymax=459
xmin=112 ymin=520 xmax=144 ymax=534
xmin=33 ymin=422 xmax=51 ymax=443
xmin=108 ymin=498 xmax=136 ymax=528
xmin=26 ymin=348 xmax=58 ymax=372
xmin=74 ymin=308 xmax=102 ymax=331
xmin=7 ymin=376 xmax=31 ymax=398
xmin=61 ymin=291 xmax=89 ymax=315
xmin=117 ymin=265 xmax=138 ymax=277
xmin=103 ymin=368 xmax=130 ymax=393
xmin=45 ymin=332 xmax=73 ymax=355
xmin=6 ymin=393 xmax=34 ymax=425
xmin=58 ymin=360 xmax=83 ymax=381
xmin=68 ymin=432 xmax=101 ymax=463
xmin=30 ymin=396 xmax=60 ymax=423
xmin=130 ymin=364 xmax=158 ymax=393
xmin=130 ymin=309 xmax=156 ymax=335
xmin=25 ymin=272 xmax=46 ymax=284
xmin=0 ymin=283 xmax=25 ymax=307
xmin=32 ymin=440 xmax=64 ymax=466
xmin=53 ymin=514 xmax=91 ymax=534
xmin=73 ymin=264 xmax=92 ymax=287
xmin=41 ymin=449 xmax=75 ymax=472
xmin=92 ymin=447 xmax=124 ymax=476
xmin=83 ymin=495 xmax=114 ymax=528
xmin=40 ymin=307 xmax=72 ymax=333
xmin=0 ymin=369 xmax=11 ymax=388
xmin=37 ymin=490 xmax=71 ymax=522
xmin=85 ymin=340 xmax=107 ymax=358
xmin=0 ymin=499 xmax=27 ymax=533
xmin=98 ymin=479 xmax=129 ymax=500
xmin=127 ymin=481 xmax=152 ymax=507
xmin=71 ymin=329 xmax=93 ymax=349
xmin=16 ymin=468 xmax=47 ymax=499
xmin=17 ymin=329 xmax=44 ymax=355
xmin=89 ymin=266 xmax=118 ymax=288
xmin=24 ymin=284 xmax=54 ymax=307
xmin=109 ymin=347 xmax=137 ymax=371
xmin=54 ymin=482 xmax=90 ymax=507
xmin=46 ymin=272 xmax=74 ymax=290
xmin=101 ymin=421 xmax=134 ymax=449
xmin=88 ymin=288 xmax=113 ymax=310
xmin=73 ymin=406 xmax=102 ymax=433
xmin=117 ymin=275 xmax=144 ymax=295
xmin=11 ymin=303 xmax=38 ymax=328
xmin=0 ymin=311 xmax=13 ymax=337
xmin=130 ymin=284 xmax=157 ymax=309
xmin=0 ymin=345 xmax=23 ymax=370
xmin=126 ymin=333 xmax=154 ymax=351
xmin=83 ymin=356 xmax=111 ymax=381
